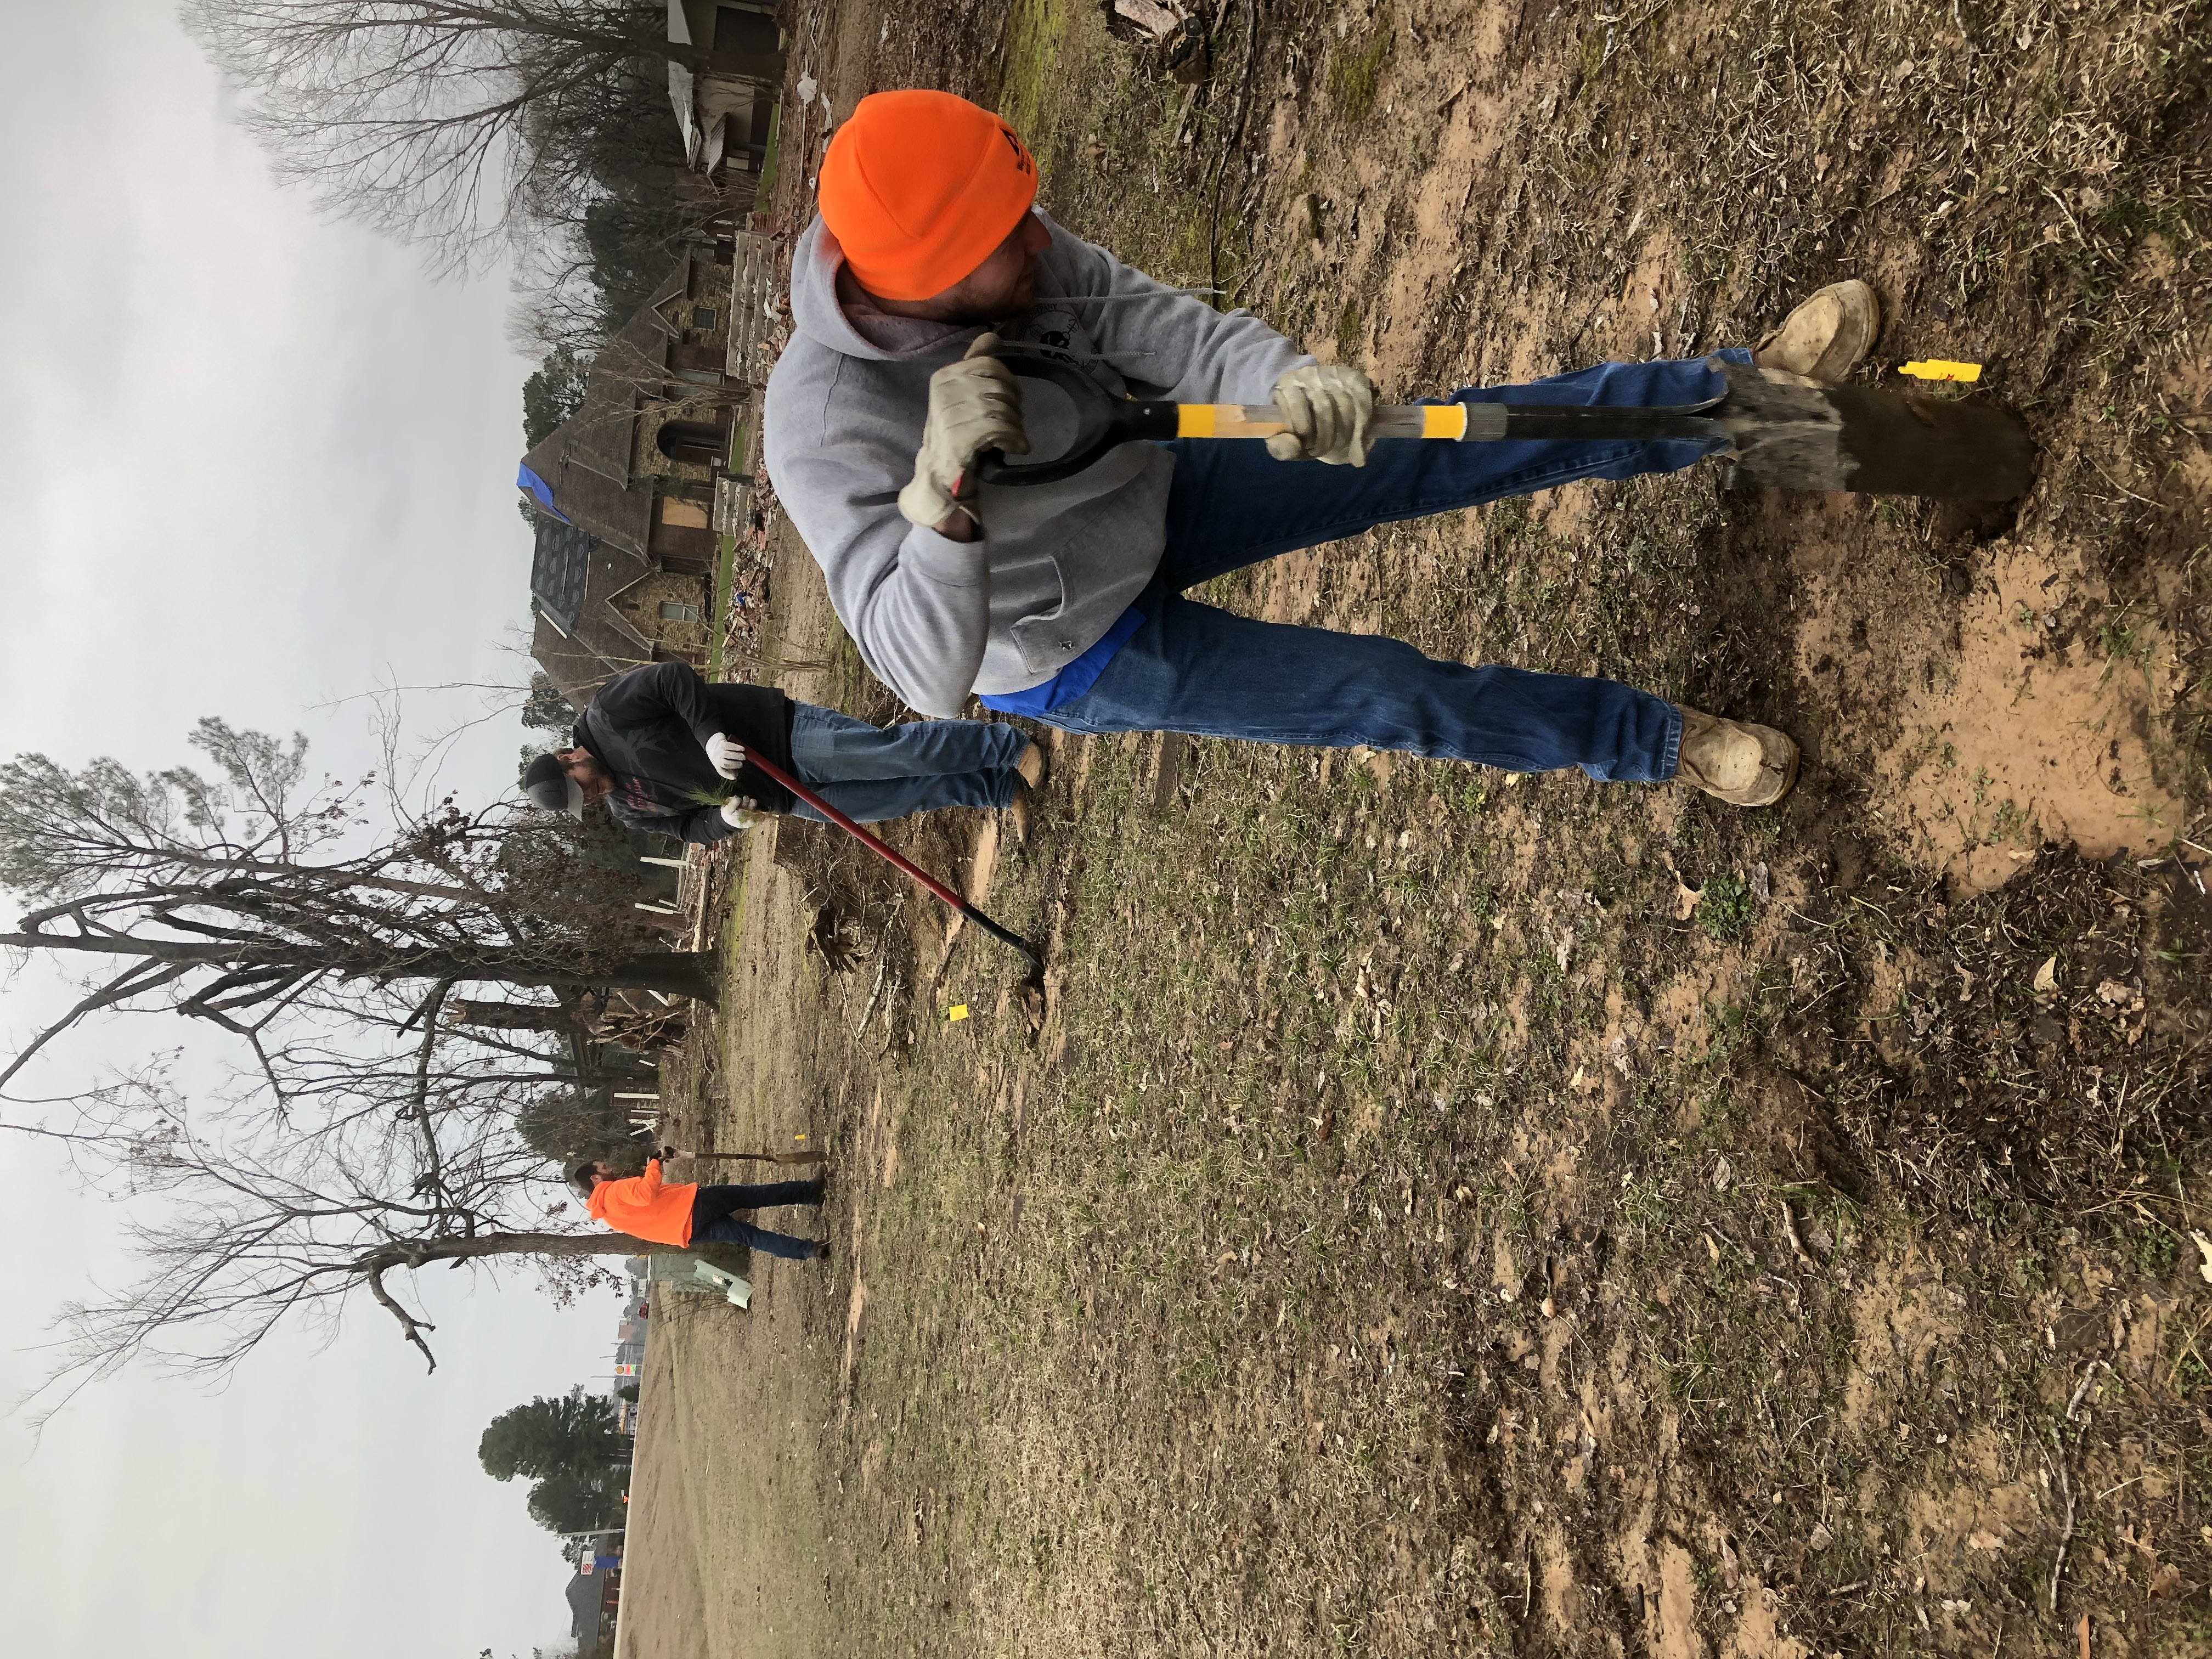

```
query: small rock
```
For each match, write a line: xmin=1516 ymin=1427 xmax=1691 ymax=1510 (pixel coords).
xmin=1809 ymin=1522 xmax=1834 ymax=1551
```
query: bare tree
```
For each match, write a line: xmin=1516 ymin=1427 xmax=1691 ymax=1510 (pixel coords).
xmin=0 ymin=718 xmax=744 ymax=1408
xmin=183 ymin=1 xmax=780 ymax=268
xmin=0 ymin=716 xmax=716 ymax=1091
xmin=6 ymin=1064 xmax=727 ymax=1412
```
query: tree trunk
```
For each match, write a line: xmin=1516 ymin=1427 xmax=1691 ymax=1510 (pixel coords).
xmin=0 ymin=934 xmax=723 ymax=1006
xmin=446 ymin=997 xmax=590 ymax=1032
xmin=370 ymin=1228 xmax=748 ymax=1274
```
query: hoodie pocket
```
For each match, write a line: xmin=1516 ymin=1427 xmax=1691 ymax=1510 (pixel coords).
xmin=1009 ymin=575 xmax=1080 ymax=676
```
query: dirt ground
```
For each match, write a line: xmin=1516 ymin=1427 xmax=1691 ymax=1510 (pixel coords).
xmin=620 ymin=1 xmax=2212 ymax=1654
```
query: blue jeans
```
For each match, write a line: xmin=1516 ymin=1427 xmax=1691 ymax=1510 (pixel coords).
xmin=1042 ymin=353 xmax=1750 ymax=781
xmin=689 ymin=1180 xmax=823 ymax=1260
xmin=788 ymin=703 xmax=1030 ymax=822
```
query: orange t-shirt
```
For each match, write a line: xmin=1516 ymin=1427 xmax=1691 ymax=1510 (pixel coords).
xmin=586 ymin=1159 xmax=697 ymax=1246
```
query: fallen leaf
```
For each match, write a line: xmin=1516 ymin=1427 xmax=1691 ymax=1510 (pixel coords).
xmin=1809 ymin=1522 xmax=1834 ymax=1551
xmin=1967 ymin=1530 xmax=2004 ymax=1551
xmin=2033 ymin=955 xmax=2059 ymax=996
xmin=2191 ymin=1230 xmax=2212 ymax=1284
xmin=1659 ymin=850 xmax=1702 ymax=921
xmin=1712 ymin=1155 xmax=1734 ymax=1193
xmin=1720 ymin=1536 xmax=1741 ymax=1590
xmin=2097 ymin=978 xmax=2145 ymax=1013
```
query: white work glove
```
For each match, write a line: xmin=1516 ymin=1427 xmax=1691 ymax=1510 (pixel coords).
xmin=704 ymin=732 xmax=747 ymax=778
xmin=1267 ymin=363 xmax=1374 ymax=466
xmin=718 ymin=799 xmax=757 ymax=832
xmin=898 ymin=332 xmax=1027 ymax=530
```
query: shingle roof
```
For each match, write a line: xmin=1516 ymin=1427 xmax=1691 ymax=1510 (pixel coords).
xmin=516 ymin=260 xmax=698 ymax=553
xmin=531 ymin=594 xmax=658 ymax=711
xmin=529 ymin=517 xmax=596 ymax=634
xmin=567 ymin=1572 xmax=604 ymax=1640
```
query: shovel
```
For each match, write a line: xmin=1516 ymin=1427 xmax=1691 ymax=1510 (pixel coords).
xmin=974 ymin=351 xmax=2034 ymax=500
xmin=741 ymin=752 xmax=1046 ymax=987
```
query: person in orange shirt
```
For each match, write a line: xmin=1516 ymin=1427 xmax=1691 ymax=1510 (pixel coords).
xmin=571 ymin=1152 xmax=827 ymax=1262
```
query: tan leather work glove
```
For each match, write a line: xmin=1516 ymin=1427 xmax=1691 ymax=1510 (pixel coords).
xmin=1266 ymin=363 xmax=1375 ymax=466
xmin=898 ymin=332 xmax=1028 ymax=530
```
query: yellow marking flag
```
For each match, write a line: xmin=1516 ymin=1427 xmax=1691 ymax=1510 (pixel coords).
xmin=947 ymin=1004 xmax=970 ymax=1022
xmin=1899 ymin=359 xmax=1983 ymax=383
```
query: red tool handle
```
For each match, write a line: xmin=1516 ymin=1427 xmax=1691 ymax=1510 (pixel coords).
xmin=738 ymin=750 xmax=1045 ymax=977
xmin=743 ymin=752 xmax=965 ymax=909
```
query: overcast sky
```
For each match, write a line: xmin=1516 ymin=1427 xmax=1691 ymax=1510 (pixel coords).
xmin=0 ymin=8 xmax=612 ymax=1655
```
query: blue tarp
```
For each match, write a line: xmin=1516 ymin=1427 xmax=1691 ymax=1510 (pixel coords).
xmin=518 ymin=462 xmax=571 ymax=523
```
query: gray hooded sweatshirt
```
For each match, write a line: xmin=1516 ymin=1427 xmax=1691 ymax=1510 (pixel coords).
xmin=762 ymin=213 xmax=1309 ymax=718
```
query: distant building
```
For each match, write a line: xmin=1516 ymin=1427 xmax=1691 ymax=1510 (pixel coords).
xmin=566 ymin=1564 xmax=622 ymax=1658
xmin=520 ymin=252 xmax=744 ymax=706
xmin=666 ymin=1 xmax=786 ymax=187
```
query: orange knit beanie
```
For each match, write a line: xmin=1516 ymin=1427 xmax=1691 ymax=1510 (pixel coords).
xmin=819 ymin=91 xmax=1039 ymax=301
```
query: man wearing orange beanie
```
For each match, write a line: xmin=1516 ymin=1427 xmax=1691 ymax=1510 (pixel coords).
xmin=764 ymin=91 xmax=1880 ymax=808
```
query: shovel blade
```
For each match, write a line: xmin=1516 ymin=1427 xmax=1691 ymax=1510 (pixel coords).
xmin=1720 ymin=362 xmax=2035 ymax=501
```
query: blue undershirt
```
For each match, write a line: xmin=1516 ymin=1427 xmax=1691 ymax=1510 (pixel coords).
xmin=977 ymin=603 xmax=1146 ymax=715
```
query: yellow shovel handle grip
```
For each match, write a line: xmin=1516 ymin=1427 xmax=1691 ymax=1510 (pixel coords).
xmin=1176 ymin=403 xmax=1470 ymax=439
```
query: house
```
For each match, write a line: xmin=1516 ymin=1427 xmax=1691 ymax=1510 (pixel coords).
xmin=566 ymin=1565 xmax=622 ymax=1657
xmin=520 ymin=251 xmax=743 ymax=706
xmin=665 ymin=0 xmax=785 ymax=187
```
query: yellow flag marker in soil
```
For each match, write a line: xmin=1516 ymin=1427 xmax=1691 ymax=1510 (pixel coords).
xmin=947 ymin=1004 xmax=970 ymax=1022
xmin=1900 ymin=359 xmax=1984 ymax=382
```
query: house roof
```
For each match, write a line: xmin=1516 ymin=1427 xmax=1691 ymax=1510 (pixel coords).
xmin=531 ymin=599 xmax=656 ymax=713
xmin=567 ymin=1572 xmax=604 ymax=1639
xmin=529 ymin=517 xmax=596 ymax=635
xmin=516 ymin=262 xmax=696 ymax=556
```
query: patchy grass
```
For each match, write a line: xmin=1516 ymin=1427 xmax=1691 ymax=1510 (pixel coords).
xmin=708 ymin=532 xmax=735 ymax=676
xmin=1327 ymin=12 xmax=1395 ymax=123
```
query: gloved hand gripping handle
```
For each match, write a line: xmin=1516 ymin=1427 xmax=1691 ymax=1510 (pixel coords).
xmin=971 ymin=351 xmax=1728 ymax=486
xmin=972 ymin=353 xmax=1179 ymax=486
xmin=972 ymin=352 xmax=2033 ymax=500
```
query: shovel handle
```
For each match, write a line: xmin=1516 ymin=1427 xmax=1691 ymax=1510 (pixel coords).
xmin=1175 ymin=401 xmax=1729 ymax=441
xmin=980 ymin=351 xmax=1730 ymax=487
xmin=1173 ymin=403 xmax=1476 ymax=439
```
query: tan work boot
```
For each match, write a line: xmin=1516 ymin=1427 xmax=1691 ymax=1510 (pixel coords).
xmin=1015 ymin=740 xmax=1047 ymax=789
xmin=1752 ymin=279 xmax=1881 ymax=383
xmin=1674 ymin=706 xmax=1799 ymax=808
xmin=1005 ymin=791 xmax=1031 ymax=844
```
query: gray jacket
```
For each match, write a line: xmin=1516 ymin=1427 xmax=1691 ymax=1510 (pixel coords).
xmin=762 ymin=214 xmax=1308 ymax=717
